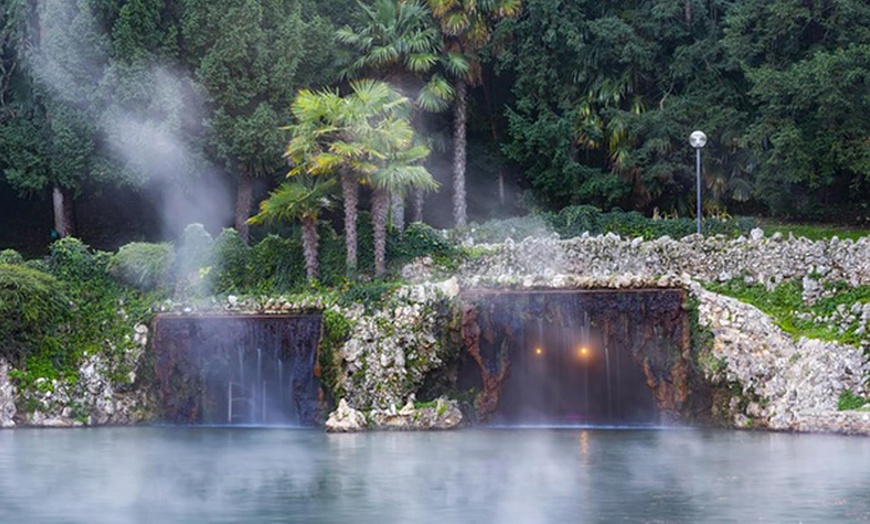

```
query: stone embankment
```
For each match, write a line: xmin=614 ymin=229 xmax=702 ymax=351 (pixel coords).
xmin=458 ymin=228 xmax=870 ymax=288
xmin=3 ymin=228 xmax=868 ymax=434
xmin=0 ymin=323 xmax=152 ymax=428
xmin=325 ymin=396 xmax=462 ymax=432
xmin=447 ymin=229 xmax=870 ymax=435
xmin=0 ymin=359 xmax=16 ymax=428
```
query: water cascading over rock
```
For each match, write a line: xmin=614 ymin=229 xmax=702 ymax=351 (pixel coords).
xmin=152 ymin=315 xmax=322 ymax=425
xmin=459 ymin=289 xmax=694 ymax=424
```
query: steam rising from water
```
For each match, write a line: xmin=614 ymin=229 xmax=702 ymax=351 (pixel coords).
xmin=29 ymin=1 xmax=232 ymax=237
xmin=2 ymin=428 xmax=869 ymax=522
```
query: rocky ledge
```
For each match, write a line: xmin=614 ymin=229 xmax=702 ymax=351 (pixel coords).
xmin=793 ymin=411 xmax=870 ymax=436
xmin=325 ymin=396 xmax=463 ymax=433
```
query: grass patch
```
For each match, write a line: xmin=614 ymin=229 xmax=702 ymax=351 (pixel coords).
xmin=706 ymin=279 xmax=870 ymax=346
xmin=838 ymin=391 xmax=870 ymax=411
xmin=759 ymin=221 xmax=870 ymax=241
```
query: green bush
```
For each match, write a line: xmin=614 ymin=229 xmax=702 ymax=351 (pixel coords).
xmin=250 ymin=234 xmax=304 ymax=293
xmin=457 ymin=215 xmax=553 ymax=243
xmin=387 ymin=222 xmax=459 ymax=269
xmin=319 ymin=309 xmax=352 ymax=400
xmin=108 ymin=242 xmax=175 ymax=291
xmin=0 ymin=264 xmax=70 ymax=364
xmin=175 ymin=224 xmax=214 ymax=297
xmin=48 ymin=237 xmax=107 ymax=281
xmin=838 ymin=390 xmax=869 ymax=411
xmin=176 ymin=223 xmax=214 ymax=276
xmin=0 ymin=249 xmax=24 ymax=265
xmin=457 ymin=206 xmax=758 ymax=243
xmin=210 ymin=229 xmax=252 ymax=293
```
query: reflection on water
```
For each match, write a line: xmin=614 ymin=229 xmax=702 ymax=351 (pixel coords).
xmin=1 ymin=427 xmax=869 ymax=523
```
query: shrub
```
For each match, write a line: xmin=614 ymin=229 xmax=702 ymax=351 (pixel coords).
xmin=250 ymin=234 xmax=304 ymax=293
xmin=175 ymin=224 xmax=214 ymax=297
xmin=210 ymin=228 xmax=252 ymax=294
xmin=387 ymin=222 xmax=459 ymax=269
xmin=456 ymin=214 xmax=554 ymax=243
xmin=48 ymin=237 xmax=106 ymax=281
xmin=176 ymin=223 xmax=214 ymax=276
xmin=108 ymin=242 xmax=175 ymax=291
xmin=455 ymin=206 xmax=758 ymax=243
xmin=0 ymin=249 xmax=24 ymax=265
xmin=0 ymin=264 xmax=70 ymax=364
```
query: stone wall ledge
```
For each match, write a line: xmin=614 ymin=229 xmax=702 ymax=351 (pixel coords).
xmin=791 ymin=411 xmax=870 ymax=436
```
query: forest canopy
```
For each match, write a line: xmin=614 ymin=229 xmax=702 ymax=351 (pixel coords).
xmin=1 ymin=0 xmax=868 ymax=252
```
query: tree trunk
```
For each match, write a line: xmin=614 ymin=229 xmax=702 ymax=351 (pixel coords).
xmin=452 ymin=77 xmax=468 ymax=228
xmin=301 ymin=216 xmax=320 ymax=282
xmin=684 ymin=0 xmax=692 ymax=27
xmin=52 ymin=185 xmax=75 ymax=238
xmin=341 ymin=170 xmax=359 ymax=274
xmin=372 ymin=187 xmax=389 ymax=277
xmin=234 ymin=171 xmax=254 ymax=243
xmin=390 ymin=192 xmax=405 ymax=231
xmin=498 ymin=171 xmax=505 ymax=206
xmin=412 ymin=189 xmax=425 ymax=223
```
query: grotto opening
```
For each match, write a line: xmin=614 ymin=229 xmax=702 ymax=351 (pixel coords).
xmin=152 ymin=315 xmax=323 ymax=426
xmin=458 ymin=289 xmax=695 ymax=425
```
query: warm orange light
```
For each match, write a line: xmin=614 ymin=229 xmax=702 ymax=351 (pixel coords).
xmin=534 ymin=347 xmax=543 ymax=355
xmin=577 ymin=346 xmax=590 ymax=359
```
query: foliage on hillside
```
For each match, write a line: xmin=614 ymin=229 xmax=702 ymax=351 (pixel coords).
xmin=456 ymin=205 xmax=758 ymax=243
xmin=707 ymin=278 xmax=870 ymax=348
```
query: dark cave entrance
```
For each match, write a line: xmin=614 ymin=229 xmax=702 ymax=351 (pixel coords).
xmin=152 ymin=315 xmax=323 ymax=426
xmin=459 ymin=289 xmax=691 ymax=425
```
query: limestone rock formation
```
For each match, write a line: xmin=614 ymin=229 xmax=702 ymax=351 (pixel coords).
xmin=0 ymin=359 xmax=16 ymax=428
xmin=325 ymin=399 xmax=368 ymax=432
xmin=368 ymin=396 xmax=463 ymax=430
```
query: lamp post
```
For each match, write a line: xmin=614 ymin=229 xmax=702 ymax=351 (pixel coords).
xmin=689 ymin=130 xmax=707 ymax=235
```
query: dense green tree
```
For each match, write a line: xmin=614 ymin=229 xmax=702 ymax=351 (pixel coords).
xmin=501 ymin=0 xmax=750 ymax=215
xmin=723 ymin=0 xmax=870 ymax=216
xmin=0 ymin=0 xmax=110 ymax=237
xmin=180 ymin=0 xmax=338 ymax=242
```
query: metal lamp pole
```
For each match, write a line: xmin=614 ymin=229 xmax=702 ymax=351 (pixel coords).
xmin=689 ymin=130 xmax=707 ymax=235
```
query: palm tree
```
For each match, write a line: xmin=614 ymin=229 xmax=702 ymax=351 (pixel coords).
xmin=368 ymin=121 xmax=437 ymax=276
xmin=247 ymin=178 xmax=336 ymax=282
xmin=283 ymin=79 xmax=433 ymax=277
xmin=425 ymin=0 xmax=522 ymax=227
xmin=337 ymin=0 xmax=460 ymax=229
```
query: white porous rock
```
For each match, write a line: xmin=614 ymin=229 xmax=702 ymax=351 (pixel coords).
xmin=0 ymin=359 xmax=17 ymax=428
xmin=325 ymin=399 xmax=367 ymax=432
xmin=693 ymin=285 xmax=870 ymax=431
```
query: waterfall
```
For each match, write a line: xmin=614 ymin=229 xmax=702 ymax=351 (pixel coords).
xmin=459 ymin=289 xmax=688 ymax=425
xmin=153 ymin=315 xmax=323 ymax=426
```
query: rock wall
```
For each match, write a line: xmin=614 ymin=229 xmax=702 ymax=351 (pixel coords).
xmin=3 ymin=323 xmax=154 ymax=428
xmin=459 ymin=229 xmax=870 ymax=287
xmin=450 ymin=230 xmax=870 ymax=433
xmin=3 ymin=229 xmax=867 ymax=434
xmin=693 ymin=284 xmax=869 ymax=430
xmin=331 ymin=279 xmax=461 ymax=411
xmin=0 ymin=359 xmax=16 ymax=428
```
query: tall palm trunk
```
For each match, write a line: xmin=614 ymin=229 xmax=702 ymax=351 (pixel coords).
xmin=390 ymin=192 xmax=405 ymax=231
xmin=412 ymin=188 xmax=424 ymax=222
xmin=341 ymin=170 xmax=359 ymax=274
xmin=372 ymin=187 xmax=390 ymax=277
xmin=453 ymin=78 xmax=468 ymax=227
xmin=235 ymin=171 xmax=254 ymax=243
xmin=301 ymin=216 xmax=319 ymax=281
xmin=52 ymin=185 xmax=75 ymax=238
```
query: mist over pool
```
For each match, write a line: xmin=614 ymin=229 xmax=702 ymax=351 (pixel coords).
xmin=2 ymin=427 xmax=869 ymax=523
